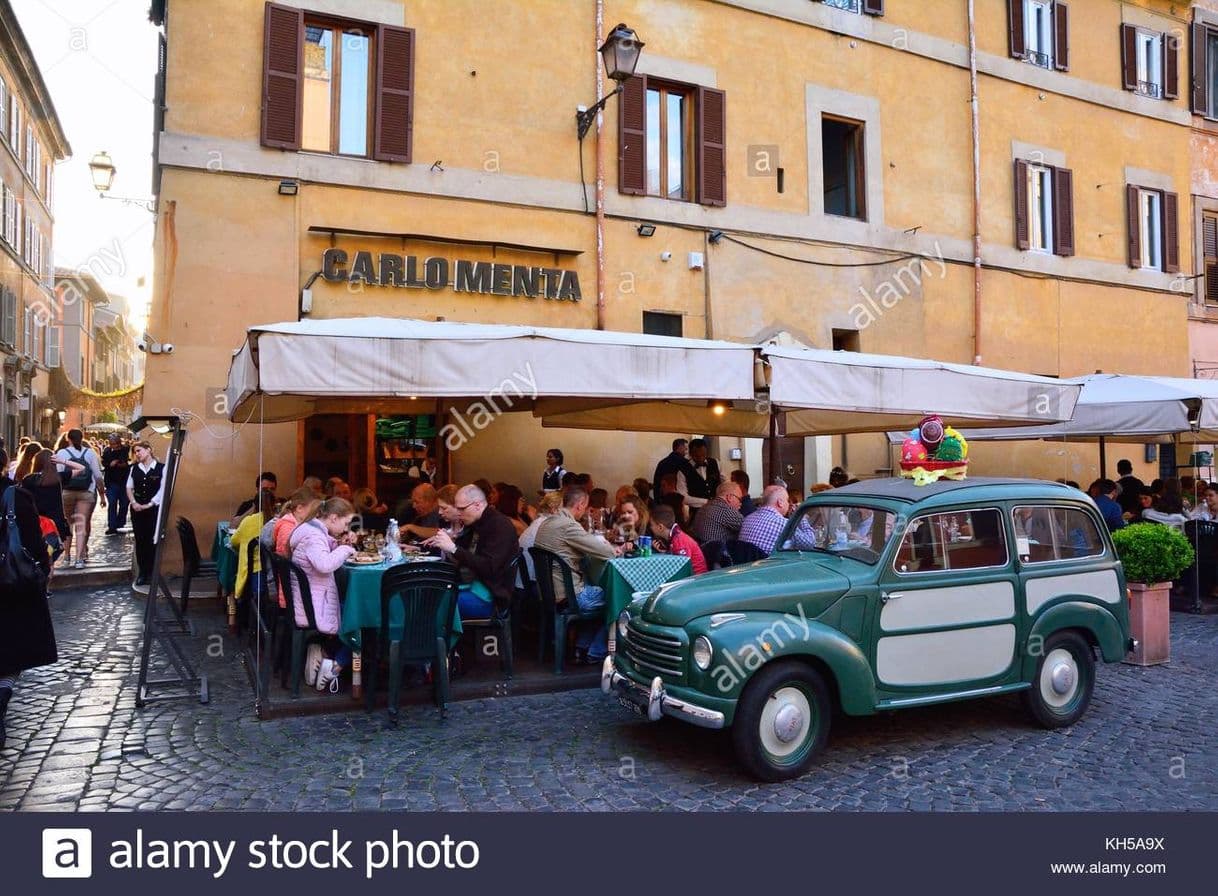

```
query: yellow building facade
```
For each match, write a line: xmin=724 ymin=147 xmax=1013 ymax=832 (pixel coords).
xmin=147 ymin=0 xmax=1195 ymax=561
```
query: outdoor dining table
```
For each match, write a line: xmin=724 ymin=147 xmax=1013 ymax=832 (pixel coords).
xmin=597 ymin=554 xmax=692 ymax=654
xmin=336 ymin=556 xmax=463 ymax=700
xmin=210 ymin=521 xmax=238 ymax=596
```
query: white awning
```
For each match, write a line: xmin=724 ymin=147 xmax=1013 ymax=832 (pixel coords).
xmin=224 ymin=317 xmax=758 ymax=424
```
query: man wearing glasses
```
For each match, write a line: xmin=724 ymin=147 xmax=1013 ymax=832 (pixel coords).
xmin=691 ymin=481 xmax=745 ymax=545
xmin=423 ymin=484 xmax=518 ymax=620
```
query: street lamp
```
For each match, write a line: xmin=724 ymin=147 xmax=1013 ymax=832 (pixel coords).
xmin=575 ymin=23 xmax=644 ymax=140
xmin=88 ymin=150 xmax=156 ymax=212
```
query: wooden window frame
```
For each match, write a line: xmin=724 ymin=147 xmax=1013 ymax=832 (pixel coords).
xmin=1013 ymin=158 xmax=1073 ymax=256
xmin=1192 ymin=20 xmax=1218 ymax=118
xmin=822 ymin=114 xmax=867 ymax=222
xmin=645 ymin=80 xmax=695 ymax=202
xmin=1126 ymin=184 xmax=1178 ymax=273
xmin=1009 ymin=0 xmax=1069 ymax=71
xmin=302 ymin=16 xmax=376 ymax=159
xmin=1201 ymin=211 xmax=1218 ymax=305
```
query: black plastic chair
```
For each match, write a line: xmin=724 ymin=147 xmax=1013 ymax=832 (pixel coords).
xmin=460 ymin=554 xmax=521 ymax=681
xmin=700 ymin=539 xmax=728 ymax=570
xmin=176 ymin=516 xmax=219 ymax=616
xmin=268 ymin=553 xmax=322 ymax=698
xmin=365 ymin=564 xmax=459 ymax=724
xmin=725 ymin=539 xmax=767 ymax=565
xmin=529 ymin=546 xmax=604 ymax=675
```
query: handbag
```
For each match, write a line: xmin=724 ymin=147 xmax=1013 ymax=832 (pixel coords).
xmin=0 ymin=486 xmax=47 ymax=592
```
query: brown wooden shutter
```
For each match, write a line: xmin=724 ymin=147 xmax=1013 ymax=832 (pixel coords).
xmin=1203 ymin=215 xmax=1218 ymax=303
xmin=698 ymin=86 xmax=727 ymax=207
xmin=1008 ymin=0 xmax=1026 ymax=59
xmin=1121 ymin=24 xmax=1138 ymax=91
xmin=260 ymin=2 xmax=303 ymax=150
xmin=618 ymin=75 xmax=646 ymax=196
xmin=1053 ymin=2 xmax=1069 ymax=71
xmin=1164 ymin=31 xmax=1179 ymax=99
xmin=1014 ymin=159 xmax=1030 ymax=250
xmin=1163 ymin=190 xmax=1179 ymax=273
xmin=862 ymin=0 xmax=884 ymax=15
xmin=374 ymin=26 xmax=415 ymax=163
xmin=1193 ymin=23 xmax=1209 ymax=115
xmin=1052 ymin=166 xmax=1074 ymax=256
xmin=1126 ymin=184 xmax=1141 ymax=268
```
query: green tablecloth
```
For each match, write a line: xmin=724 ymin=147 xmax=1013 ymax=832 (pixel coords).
xmin=211 ymin=522 xmax=237 ymax=595
xmin=336 ymin=558 xmax=462 ymax=651
xmin=598 ymin=555 xmax=692 ymax=624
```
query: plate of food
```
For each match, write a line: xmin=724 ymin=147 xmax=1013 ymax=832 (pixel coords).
xmin=346 ymin=553 xmax=384 ymax=566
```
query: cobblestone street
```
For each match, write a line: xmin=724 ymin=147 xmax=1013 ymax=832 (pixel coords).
xmin=2 ymin=561 xmax=1216 ymax=812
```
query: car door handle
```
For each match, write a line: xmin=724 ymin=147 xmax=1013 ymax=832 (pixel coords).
xmin=881 ymin=591 xmax=903 ymax=604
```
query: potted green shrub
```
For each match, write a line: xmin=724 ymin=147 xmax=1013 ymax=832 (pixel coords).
xmin=1111 ymin=523 xmax=1194 ymax=665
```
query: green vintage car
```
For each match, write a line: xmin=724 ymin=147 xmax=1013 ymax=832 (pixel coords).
xmin=602 ymin=478 xmax=1135 ymax=781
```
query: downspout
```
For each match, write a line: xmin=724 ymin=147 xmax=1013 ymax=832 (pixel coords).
xmin=594 ymin=0 xmax=607 ymax=331
xmin=967 ymin=0 xmax=983 ymax=365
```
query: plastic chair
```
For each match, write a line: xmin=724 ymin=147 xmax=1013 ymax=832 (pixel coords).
xmin=700 ymin=540 xmax=728 ymax=570
xmin=460 ymin=554 xmax=520 ymax=680
xmin=366 ymin=564 xmax=459 ymax=724
xmin=176 ymin=517 xmax=219 ymax=616
xmin=267 ymin=553 xmax=322 ymax=698
xmin=725 ymin=539 xmax=766 ymax=565
xmin=529 ymin=546 xmax=603 ymax=675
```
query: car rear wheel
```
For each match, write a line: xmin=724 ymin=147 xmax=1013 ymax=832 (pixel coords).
xmin=731 ymin=660 xmax=830 ymax=782
xmin=1022 ymin=631 xmax=1095 ymax=729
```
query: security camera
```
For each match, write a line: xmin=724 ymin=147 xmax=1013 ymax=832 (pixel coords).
xmin=137 ymin=339 xmax=149 ymax=353
xmin=162 ymin=343 xmax=174 ymax=354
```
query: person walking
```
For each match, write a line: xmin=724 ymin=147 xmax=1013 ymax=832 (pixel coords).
xmin=53 ymin=429 xmax=105 ymax=569
xmin=0 ymin=447 xmax=55 ymax=749
xmin=126 ymin=441 xmax=167 ymax=588
xmin=101 ymin=433 xmax=131 ymax=534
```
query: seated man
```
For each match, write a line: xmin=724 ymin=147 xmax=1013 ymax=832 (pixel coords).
xmin=533 ymin=488 xmax=622 ymax=664
xmin=423 ymin=485 xmax=518 ymax=619
xmin=648 ymin=504 xmax=707 ymax=574
xmin=233 ymin=471 xmax=277 ymax=523
xmin=738 ymin=485 xmax=803 ymax=556
xmin=399 ymin=483 xmax=444 ymax=539
xmin=691 ymin=481 xmax=745 ymax=545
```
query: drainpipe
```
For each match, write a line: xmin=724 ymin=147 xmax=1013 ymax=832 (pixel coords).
xmin=594 ymin=0 xmax=607 ymax=331
xmin=967 ymin=0 xmax=983 ymax=365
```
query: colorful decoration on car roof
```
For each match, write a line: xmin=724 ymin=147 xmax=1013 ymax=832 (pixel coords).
xmin=899 ymin=417 xmax=969 ymax=485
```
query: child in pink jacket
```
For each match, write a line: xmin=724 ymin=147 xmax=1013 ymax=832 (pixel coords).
xmin=288 ymin=497 xmax=358 ymax=692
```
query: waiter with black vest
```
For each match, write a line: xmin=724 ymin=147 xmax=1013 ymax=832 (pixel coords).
xmin=126 ymin=440 xmax=166 ymax=588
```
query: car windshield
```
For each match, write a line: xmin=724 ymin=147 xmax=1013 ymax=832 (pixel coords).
xmin=776 ymin=504 xmax=896 ymax=564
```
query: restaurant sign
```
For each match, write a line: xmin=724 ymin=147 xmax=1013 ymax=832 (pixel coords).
xmin=321 ymin=249 xmax=582 ymax=302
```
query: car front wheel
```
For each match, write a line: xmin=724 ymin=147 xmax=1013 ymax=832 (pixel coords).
xmin=731 ymin=660 xmax=831 ymax=782
xmin=1022 ymin=630 xmax=1095 ymax=729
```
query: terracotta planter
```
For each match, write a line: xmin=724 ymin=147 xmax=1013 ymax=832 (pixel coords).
xmin=1125 ymin=582 xmax=1171 ymax=666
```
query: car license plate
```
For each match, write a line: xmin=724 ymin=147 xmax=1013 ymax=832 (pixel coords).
xmin=617 ymin=694 xmax=644 ymax=716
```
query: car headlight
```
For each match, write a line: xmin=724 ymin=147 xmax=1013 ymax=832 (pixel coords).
xmin=618 ymin=611 xmax=630 ymax=639
xmin=693 ymin=635 xmax=713 ymax=671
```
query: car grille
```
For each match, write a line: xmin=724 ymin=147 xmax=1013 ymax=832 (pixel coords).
xmin=622 ymin=620 xmax=684 ymax=680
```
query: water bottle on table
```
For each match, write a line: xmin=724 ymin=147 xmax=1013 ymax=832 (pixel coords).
xmin=384 ymin=519 xmax=403 ymax=563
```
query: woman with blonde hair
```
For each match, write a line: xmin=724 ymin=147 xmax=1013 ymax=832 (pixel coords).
xmin=12 ymin=441 xmax=43 ymax=482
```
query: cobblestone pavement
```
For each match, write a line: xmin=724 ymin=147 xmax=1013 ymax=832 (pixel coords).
xmin=55 ymin=501 xmax=134 ymax=571
xmin=1 ymin=580 xmax=1215 ymax=812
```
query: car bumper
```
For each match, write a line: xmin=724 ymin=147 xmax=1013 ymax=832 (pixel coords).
xmin=601 ymin=656 xmax=725 ymax=729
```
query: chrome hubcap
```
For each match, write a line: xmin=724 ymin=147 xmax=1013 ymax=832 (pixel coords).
xmin=773 ymin=703 xmax=804 ymax=744
xmin=1040 ymin=648 xmax=1079 ymax=709
xmin=1050 ymin=662 xmax=1075 ymax=695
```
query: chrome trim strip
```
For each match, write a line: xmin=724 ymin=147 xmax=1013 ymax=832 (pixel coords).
xmin=602 ymin=656 xmax=725 ymax=729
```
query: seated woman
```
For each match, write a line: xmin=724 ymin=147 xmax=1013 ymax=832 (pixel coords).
xmin=229 ymin=489 xmax=277 ymax=602
xmin=494 ymin=484 xmax=529 ymax=537
xmin=288 ymin=497 xmax=358 ymax=693
xmin=612 ymin=495 xmax=649 ymax=550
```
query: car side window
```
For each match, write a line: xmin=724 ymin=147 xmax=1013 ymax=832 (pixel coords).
xmin=1012 ymin=505 xmax=1105 ymax=563
xmin=894 ymin=509 xmax=1008 ymax=574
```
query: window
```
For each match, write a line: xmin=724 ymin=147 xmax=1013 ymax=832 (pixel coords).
xmin=1126 ymin=184 xmax=1178 ymax=272
xmin=818 ymin=0 xmax=885 ymax=15
xmin=1014 ymin=159 xmax=1074 ymax=256
xmin=618 ymin=74 xmax=726 ymax=206
xmin=22 ymin=304 xmax=33 ymax=358
xmin=46 ymin=324 xmax=59 ymax=367
xmin=1203 ymin=214 xmax=1218 ymax=304
xmin=1009 ymin=0 xmax=1069 ymax=71
xmin=1192 ymin=19 xmax=1218 ymax=118
xmin=302 ymin=22 xmax=372 ymax=156
xmin=2 ymin=184 xmax=14 ymax=246
xmin=1013 ymin=506 xmax=1104 ymax=562
xmin=1122 ymin=24 xmax=1177 ymax=100
xmin=642 ymin=311 xmax=682 ymax=338
xmin=894 ymin=509 xmax=1009 ymax=574
xmin=645 ymin=83 xmax=692 ymax=200
xmin=822 ymin=116 xmax=866 ymax=220
xmin=0 ymin=78 xmax=7 ymax=140
xmin=7 ymin=94 xmax=18 ymax=153
xmin=0 ymin=287 xmax=15 ymax=346
xmin=261 ymin=4 xmax=414 ymax=163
